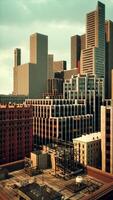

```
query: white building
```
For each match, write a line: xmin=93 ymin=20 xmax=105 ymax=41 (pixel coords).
xmin=73 ymin=132 xmax=101 ymax=168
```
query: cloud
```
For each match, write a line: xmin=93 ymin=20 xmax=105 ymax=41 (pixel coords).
xmin=0 ymin=0 xmax=99 ymax=25
xmin=0 ymin=0 xmax=113 ymax=94
xmin=0 ymin=0 xmax=113 ymax=26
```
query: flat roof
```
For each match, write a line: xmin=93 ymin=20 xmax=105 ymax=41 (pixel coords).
xmin=73 ymin=132 xmax=101 ymax=143
xmin=19 ymin=183 xmax=62 ymax=200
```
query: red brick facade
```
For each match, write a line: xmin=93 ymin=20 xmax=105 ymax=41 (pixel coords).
xmin=0 ymin=104 xmax=33 ymax=164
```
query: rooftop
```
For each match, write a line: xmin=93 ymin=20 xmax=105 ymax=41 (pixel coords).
xmin=73 ymin=132 xmax=101 ymax=143
xmin=18 ymin=183 xmax=62 ymax=200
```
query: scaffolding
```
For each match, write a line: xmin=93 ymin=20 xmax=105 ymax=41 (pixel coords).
xmin=50 ymin=140 xmax=85 ymax=178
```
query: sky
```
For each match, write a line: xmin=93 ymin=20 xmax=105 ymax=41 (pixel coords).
xmin=0 ymin=0 xmax=113 ymax=94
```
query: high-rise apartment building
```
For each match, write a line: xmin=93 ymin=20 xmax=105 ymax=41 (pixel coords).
xmin=101 ymin=101 xmax=113 ymax=173
xmin=63 ymin=74 xmax=104 ymax=131
xmin=0 ymin=104 xmax=33 ymax=164
xmin=80 ymin=2 xmax=105 ymax=77
xmin=25 ymin=99 xmax=93 ymax=148
xmin=73 ymin=132 xmax=101 ymax=168
xmin=105 ymin=20 xmax=113 ymax=98
xmin=13 ymin=33 xmax=48 ymax=98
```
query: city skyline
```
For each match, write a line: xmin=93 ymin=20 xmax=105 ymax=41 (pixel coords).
xmin=0 ymin=0 xmax=113 ymax=94
xmin=1 ymin=2 xmax=113 ymax=199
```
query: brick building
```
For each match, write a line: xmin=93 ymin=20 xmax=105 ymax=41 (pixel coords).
xmin=0 ymin=104 xmax=33 ymax=164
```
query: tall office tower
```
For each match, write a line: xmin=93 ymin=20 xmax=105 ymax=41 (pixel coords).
xmin=71 ymin=35 xmax=81 ymax=69
xmin=112 ymin=70 xmax=113 ymax=99
xmin=25 ymin=99 xmax=93 ymax=148
xmin=105 ymin=20 xmax=113 ymax=98
xmin=80 ymin=2 xmax=105 ymax=77
xmin=48 ymin=54 xmax=54 ymax=79
xmin=13 ymin=33 xmax=48 ymax=98
xmin=101 ymin=101 xmax=113 ymax=173
xmin=0 ymin=104 xmax=33 ymax=164
xmin=63 ymin=74 xmax=104 ymax=131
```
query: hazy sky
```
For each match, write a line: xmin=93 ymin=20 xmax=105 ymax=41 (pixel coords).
xmin=0 ymin=0 xmax=113 ymax=94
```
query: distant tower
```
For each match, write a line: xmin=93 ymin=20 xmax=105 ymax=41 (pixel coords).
xmin=111 ymin=69 xmax=113 ymax=100
xmin=48 ymin=54 xmax=54 ymax=79
xmin=13 ymin=33 xmax=48 ymax=98
xmin=71 ymin=35 xmax=81 ymax=69
xmin=80 ymin=1 xmax=105 ymax=77
xmin=105 ymin=20 xmax=113 ymax=98
xmin=14 ymin=48 xmax=21 ymax=67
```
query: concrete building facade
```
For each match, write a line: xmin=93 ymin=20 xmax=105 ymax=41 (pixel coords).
xmin=73 ymin=132 xmax=101 ymax=168
xmin=105 ymin=20 xmax=113 ymax=98
xmin=111 ymin=69 xmax=113 ymax=99
xmin=63 ymin=74 xmax=104 ymax=132
xmin=47 ymin=54 xmax=67 ymax=79
xmin=80 ymin=2 xmax=105 ymax=77
xmin=48 ymin=54 xmax=54 ymax=79
xmin=13 ymin=33 xmax=48 ymax=98
xmin=53 ymin=61 xmax=66 ymax=73
xmin=25 ymin=99 xmax=93 ymax=148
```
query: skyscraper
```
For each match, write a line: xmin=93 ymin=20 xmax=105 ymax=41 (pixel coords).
xmin=71 ymin=34 xmax=86 ymax=70
xmin=105 ymin=20 xmax=113 ymax=98
xmin=71 ymin=35 xmax=81 ymax=69
xmin=13 ymin=33 xmax=48 ymax=98
xmin=111 ymin=69 xmax=113 ymax=99
xmin=80 ymin=1 xmax=105 ymax=77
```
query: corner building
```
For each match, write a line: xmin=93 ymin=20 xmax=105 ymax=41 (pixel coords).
xmin=73 ymin=132 xmax=101 ymax=168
